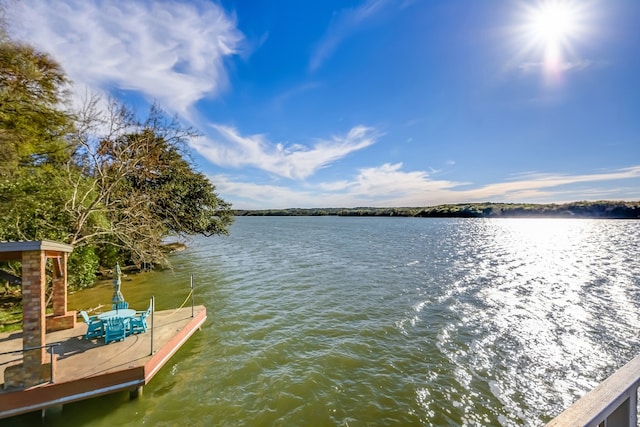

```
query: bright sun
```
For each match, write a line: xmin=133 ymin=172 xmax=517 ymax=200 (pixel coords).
xmin=530 ymin=2 xmax=577 ymax=45
xmin=518 ymin=0 xmax=589 ymax=80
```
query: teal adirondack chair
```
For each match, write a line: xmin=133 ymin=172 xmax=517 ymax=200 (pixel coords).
xmin=130 ymin=304 xmax=151 ymax=334
xmin=112 ymin=301 xmax=129 ymax=310
xmin=104 ymin=317 xmax=128 ymax=343
xmin=80 ymin=310 xmax=103 ymax=340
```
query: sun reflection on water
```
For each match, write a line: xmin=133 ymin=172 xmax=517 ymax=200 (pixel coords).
xmin=407 ymin=218 xmax=640 ymax=424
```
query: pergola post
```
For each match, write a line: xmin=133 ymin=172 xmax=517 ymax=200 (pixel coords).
xmin=51 ymin=252 xmax=68 ymax=317
xmin=21 ymin=250 xmax=47 ymax=385
xmin=0 ymin=240 xmax=74 ymax=389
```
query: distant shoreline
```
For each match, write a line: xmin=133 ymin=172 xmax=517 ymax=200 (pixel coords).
xmin=234 ymin=201 xmax=640 ymax=219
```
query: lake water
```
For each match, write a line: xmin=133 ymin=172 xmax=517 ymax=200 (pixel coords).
xmin=9 ymin=216 xmax=640 ymax=426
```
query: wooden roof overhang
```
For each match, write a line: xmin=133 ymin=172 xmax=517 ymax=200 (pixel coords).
xmin=0 ymin=240 xmax=74 ymax=261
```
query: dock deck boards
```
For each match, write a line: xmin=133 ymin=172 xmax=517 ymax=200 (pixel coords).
xmin=0 ymin=305 xmax=206 ymax=419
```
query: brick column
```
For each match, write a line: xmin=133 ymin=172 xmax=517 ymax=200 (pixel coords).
xmin=52 ymin=253 xmax=68 ymax=316
xmin=21 ymin=250 xmax=47 ymax=385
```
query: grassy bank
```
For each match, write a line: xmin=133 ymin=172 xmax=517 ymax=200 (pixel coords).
xmin=0 ymin=296 xmax=22 ymax=333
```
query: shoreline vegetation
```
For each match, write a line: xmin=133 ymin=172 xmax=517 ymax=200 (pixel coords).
xmin=234 ymin=200 xmax=640 ymax=219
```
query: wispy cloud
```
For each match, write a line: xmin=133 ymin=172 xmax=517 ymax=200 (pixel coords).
xmin=6 ymin=0 xmax=243 ymax=116
xmin=271 ymin=82 xmax=322 ymax=111
xmin=475 ymin=167 xmax=640 ymax=197
xmin=325 ymin=163 xmax=467 ymax=206
xmin=450 ymin=167 xmax=640 ymax=204
xmin=208 ymin=175 xmax=319 ymax=209
xmin=192 ymin=125 xmax=379 ymax=180
xmin=214 ymin=165 xmax=640 ymax=209
xmin=210 ymin=162 xmax=465 ymax=209
xmin=310 ymin=0 xmax=389 ymax=72
xmin=518 ymin=59 xmax=595 ymax=75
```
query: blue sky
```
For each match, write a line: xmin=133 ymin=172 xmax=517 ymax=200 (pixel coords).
xmin=6 ymin=0 xmax=640 ymax=209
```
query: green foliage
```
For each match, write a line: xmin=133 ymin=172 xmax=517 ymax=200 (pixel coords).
xmin=94 ymin=242 xmax=122 ymax=270
xmin=0 ymin=38 xmax=72 ymax=175
xmin=71 ymin=104 xmax=234 ymax=269
xmin=0 ymin=166 xmax=73 ymax=241
xmin=0 ymin=37 xmax=75 ymax=243
xmin=0 ymin=304 xmax=23 ymax=333
xmin=67 ymin=245 xmax=99 ymax=289
xmin=110 ymin=127 xmax=234 ymax=238
xmin=237 ymin=201 xmax=640 ymax=219
xmin=0 ymin=35 xmax=234 ymax=289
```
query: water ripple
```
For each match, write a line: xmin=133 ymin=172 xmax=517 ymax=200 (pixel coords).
xmin=53 ymin=217 xmax=640 ymax=427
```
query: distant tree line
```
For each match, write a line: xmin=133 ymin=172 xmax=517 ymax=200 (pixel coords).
xmin=0 ymin=30 xmax=233 ymax=289
xmin=235 ymin=201 xmax=640 ymax=219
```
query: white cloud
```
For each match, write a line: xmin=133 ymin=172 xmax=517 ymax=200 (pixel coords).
xmin=211 ymin=162 xmax=467 ymax=209
xmin=5 ymin=0 xmax=388 ymax=192
xmin=209 ymin=175 xmax=318 ymax=209
xmin=211 ymin=165 xmax=640 ymax=210
xmin=310 ymin=0 xmax=389 ymax=71
xmin=192 ymin=125 xmax=379 ymax=180
xmin=472 ymin=167 xmax=640 ymax=198
xmin=6 ymin=0 xmax=243 ymax=116
xmin=446 ymin=167 xmax=640 ymax=204
xmin=333 ymin=163 xmax=467 ymax=206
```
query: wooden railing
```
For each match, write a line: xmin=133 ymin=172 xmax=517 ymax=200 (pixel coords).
xmin=546 ymin=354 xmax=640 ymax=427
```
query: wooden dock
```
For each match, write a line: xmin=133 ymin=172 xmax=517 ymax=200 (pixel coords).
xmin=0 ymin=305 xmax=206 ymax=419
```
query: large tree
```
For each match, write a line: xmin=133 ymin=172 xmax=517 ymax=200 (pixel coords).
xmin=0 ymin=34 xmax=234 ymax=287
xmin=69 ymin=97 xmax=234 ymax=269
xmin=0 ymin=33 xmax=75 ymax=242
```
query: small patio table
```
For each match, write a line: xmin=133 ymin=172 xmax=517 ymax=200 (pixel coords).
xmin=97 ymin=309 xmax=136 ymax=321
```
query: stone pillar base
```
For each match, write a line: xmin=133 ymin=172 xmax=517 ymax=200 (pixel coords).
xmin=3 ymin=363 xmax=25 ymax=390
xmin=46 ymin=311 xmax=77 ymax=332
xmin=3 ymin=359 xmax=57 ymax=390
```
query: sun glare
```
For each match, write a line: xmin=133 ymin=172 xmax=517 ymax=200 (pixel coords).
xmin=530 ymin=2 xmax=577 ymax=45
xmin=516 ymin=0 xmax=590 ymax=83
